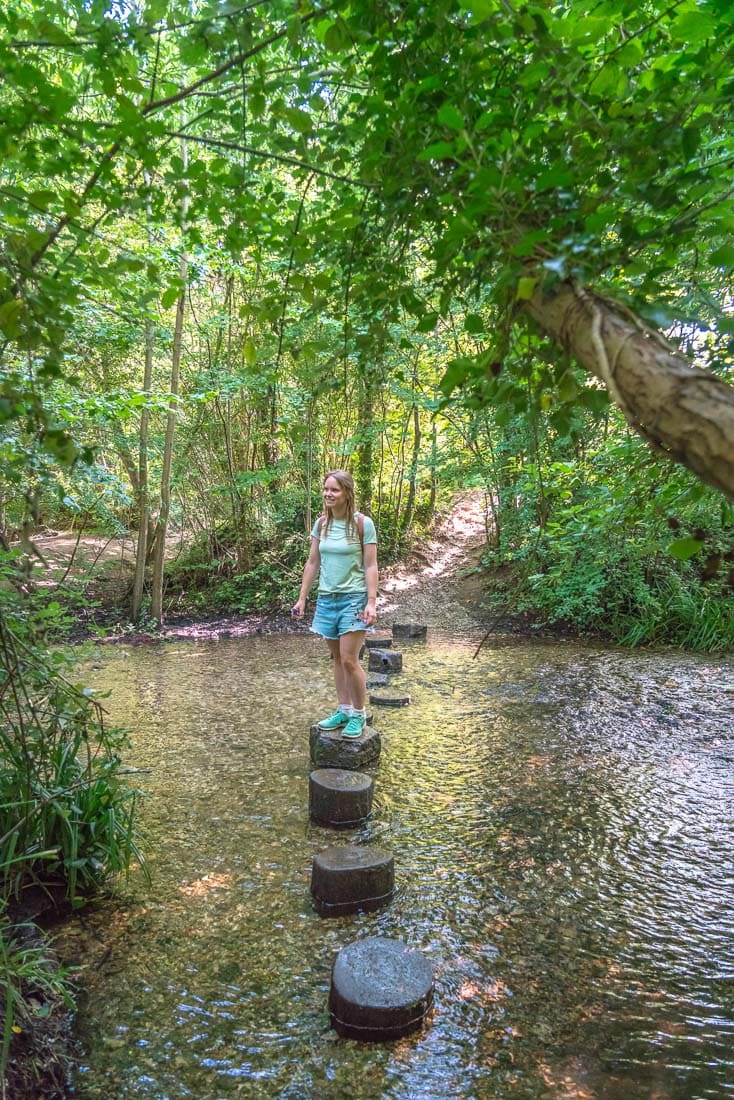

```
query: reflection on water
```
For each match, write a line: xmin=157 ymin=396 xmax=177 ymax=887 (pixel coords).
xmin=61 ymin=634 xmax=734 ymax=1099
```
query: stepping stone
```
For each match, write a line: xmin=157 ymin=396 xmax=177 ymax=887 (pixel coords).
xmin=329 ymin=937 xmax=434 ymax=1040
xmin=311 ymin=845 xmax=394 ymax=917
xmin=310 ymin=725 xmax=381 ymax=770
xmin=392 ymin=623 xmax=427 ymax=640
xmin=368 ymin=649 xmax=403 ymax=672
xmin=365 ymin=672 xmax=389 ymax=688
xmin=365 ymin=636 xmax=392 ymax=649
xmin=369 ymin=691 xmax=411 ymax=707
xmin=309 ymin=769 xmax=374 ymax=827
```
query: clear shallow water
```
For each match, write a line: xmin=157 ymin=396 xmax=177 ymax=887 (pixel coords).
xmin=60 ymin=634 xmax=734 ymax=1099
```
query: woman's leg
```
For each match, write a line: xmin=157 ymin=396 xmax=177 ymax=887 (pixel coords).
xmin=338 ymin=630 xmax=366 ymax=710
xmin=325 ymin=637 xmax=352 ymax=707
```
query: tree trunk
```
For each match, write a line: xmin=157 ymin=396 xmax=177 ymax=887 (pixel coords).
xmin=131 ymin=262 xmax=155 ymax=621
xmin=355 ymin=368 xmax=374 ymax=515
xmin=264 ymin=383 xmax=279 ymax=490
xmin=130 ymin=314 xmax=154 ymax=620
xmin=150 ymin=140 xmax=190 ymax=626
xmin=525 ymin=282 xmax=734 ymax=499
xmin=401 ymin=404 xmax=421 ymax=536
xmin=426 ymin=420 xmax=438 ymax=522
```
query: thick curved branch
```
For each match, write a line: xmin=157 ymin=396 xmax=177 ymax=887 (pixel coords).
xmin=525 ymin=281 xmax=734 ymax=499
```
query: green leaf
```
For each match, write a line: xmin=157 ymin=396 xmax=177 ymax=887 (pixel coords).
xmin=516 ymin=276 xmax=536 ymax=301
xmin=285 ymin=108 xmax=312 ymax=135
xmin=616 ymin=39 xmax=644 ymax=67
xmin=570 ymin=16 xmax=608 ymax=44
xmin=557 ymin=370 xmax=579 ymax=403
xmin=250 ymin=92 xmax=266 ymax=117
xmin=161 ymin=286 xmax=180 ymax=310
xmin=464 ymin=313 xmax=484 ymax=334
xmin=437 ymin=103 xmax=464 ymax=131
xmin=439 ymin=356 xmax=473 ymax=396
xmin=457 ymin=0 xmax=495 ymax=21
xmin=669 ymin=11 xmax=717 ymax=43
xmin=535 ymin=167 xmax=574 ymax=192
xmin=590 ymin=63 xmax=626 ymax=97
xmin=416 ymin=313 xmax=439 ymax=332
xmin=669 ymin=538 xmax=704 ymax=561
xmin=28 ymin=190 xmax=57 ymax=211
xmin=417 ymin=141 xmax=456 ymax=161
xmin=709 ymin=244 xmax=734 ymax=269
xmin=635 ymin=301 xmax=679 ymax=328
xmin=323 ymin=20 xmax=349 ymax=51
xmin=244 ymin=338 xmax=257 ymax=366
xmin=0 ymin=299 xmax=23 ymax=339
xmin=145 ymin=0 xmax=169 ymax=19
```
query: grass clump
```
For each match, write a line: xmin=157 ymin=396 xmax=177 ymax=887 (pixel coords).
xmin=0 ymin=587 xmax=145 ymax=1093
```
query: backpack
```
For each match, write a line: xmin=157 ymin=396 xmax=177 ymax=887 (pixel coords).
xmin=317 ymin=512 xmax=365 ymax=548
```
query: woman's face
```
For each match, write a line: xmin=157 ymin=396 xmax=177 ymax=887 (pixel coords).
xmin=323 ymin=476 xmax=347 ymax=511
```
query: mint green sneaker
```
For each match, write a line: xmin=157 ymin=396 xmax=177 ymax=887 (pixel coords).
xmin=318 ymin=709 xmax=350 ymax=731
xmin=341 ymin=714 xmax=366 ymax=739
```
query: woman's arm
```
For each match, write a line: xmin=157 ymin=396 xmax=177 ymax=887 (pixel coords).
xmin=362 ymin=542 xmax=378 ymax=627
xmin=292 ymin=537 xmax=320 ymax=617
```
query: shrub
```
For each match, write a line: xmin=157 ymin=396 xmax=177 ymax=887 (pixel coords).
xmin=0 ymin=571 xmax=146 ymax=1084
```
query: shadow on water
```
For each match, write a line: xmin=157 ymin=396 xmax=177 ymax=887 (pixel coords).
xmin=59 ymin=635 xmax=734 ymax=1099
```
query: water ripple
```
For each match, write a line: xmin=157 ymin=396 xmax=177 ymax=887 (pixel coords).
xmin=61 ymin=636 xmax=734 ymax=1099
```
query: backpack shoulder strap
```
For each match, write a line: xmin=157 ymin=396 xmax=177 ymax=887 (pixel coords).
xmin=318 ymin=513 xmax=364 ymax=546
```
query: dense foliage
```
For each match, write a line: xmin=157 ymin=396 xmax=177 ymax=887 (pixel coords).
xmin=0 ymin=0 xmax=731 ymax=634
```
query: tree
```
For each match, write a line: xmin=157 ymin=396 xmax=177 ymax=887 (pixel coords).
xmin=150 ymin=137 xmax=190 ymax=625
xmin=2 ymin=0 xmax=734 ymax=512
xmin=321 ymin=0 xmax=734 ymax=496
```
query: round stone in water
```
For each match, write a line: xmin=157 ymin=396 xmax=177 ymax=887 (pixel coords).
xmin=369 ymin=691 xmax=411 ymax=707
xmin=392 ymin=623 xmax=427 ymax=639
xmin=329 ymin=936 xmax=434 ymax=1040
xmin=311 ymin=845 xmax=394 ymax=917
xmin=309 ymin=768 xmax=374 ymax=827
xmin=367 ymin=649 xmax=402 ymax=672
xmin=309 ymin=724 xmax=381 ymax=769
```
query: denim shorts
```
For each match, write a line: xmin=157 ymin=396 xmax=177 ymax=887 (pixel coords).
xmin=310 ymin=591 xmax=375 ymax=641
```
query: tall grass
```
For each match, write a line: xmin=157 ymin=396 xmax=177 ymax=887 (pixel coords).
xmin=0 ymin=615 xmax=144 ymax=903
xmin=0 ymin=604 xmax=146 ymax=1084
xmin=0 ymin=910 xmax=73 ymax=1081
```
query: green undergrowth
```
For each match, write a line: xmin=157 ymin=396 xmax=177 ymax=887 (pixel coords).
xmin=480 ymin=466 xmax=734 ymax=651
xmin=162 ymin=506 xmax=415 ymax=617
xmin=0 ymin=576 xmax=146 ymax=1091
xmin=0 ymin=916 xmax=74 ymax=1097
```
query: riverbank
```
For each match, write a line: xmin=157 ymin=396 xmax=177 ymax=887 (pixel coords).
xmin=73 ymin=492 xmax=582 ymax=648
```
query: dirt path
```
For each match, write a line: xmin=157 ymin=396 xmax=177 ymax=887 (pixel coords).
xmin=377 ymin=491 xmax=491 ymax=636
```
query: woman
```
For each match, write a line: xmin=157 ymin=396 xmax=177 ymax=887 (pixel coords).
xmin=292 ymin=470 xmax=378 ymax=739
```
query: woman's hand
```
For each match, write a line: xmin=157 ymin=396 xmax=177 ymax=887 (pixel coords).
xmin=361 ymin=600 xmax=377 ymax=627
xmin=291 ymin=598 xmax=306 ymax=619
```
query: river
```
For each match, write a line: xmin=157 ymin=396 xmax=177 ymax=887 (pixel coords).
xmin=59 ymin=632 xmax=734 ymax=1099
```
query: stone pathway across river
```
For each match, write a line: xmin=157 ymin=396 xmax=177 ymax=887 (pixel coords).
xmin=309 ymin=618 xmax=436 ymax=1040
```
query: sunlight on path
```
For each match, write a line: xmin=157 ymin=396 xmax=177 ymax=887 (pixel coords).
xmin=378 ymin=491 xmax=489 ymax=633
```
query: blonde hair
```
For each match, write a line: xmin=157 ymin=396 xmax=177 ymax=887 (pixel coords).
xmin=321 ymin=470 xmax=359 ymax=541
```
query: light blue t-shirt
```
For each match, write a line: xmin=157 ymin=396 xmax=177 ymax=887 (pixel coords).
xmin=310 ymin=514 xmax=377 ymax=594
